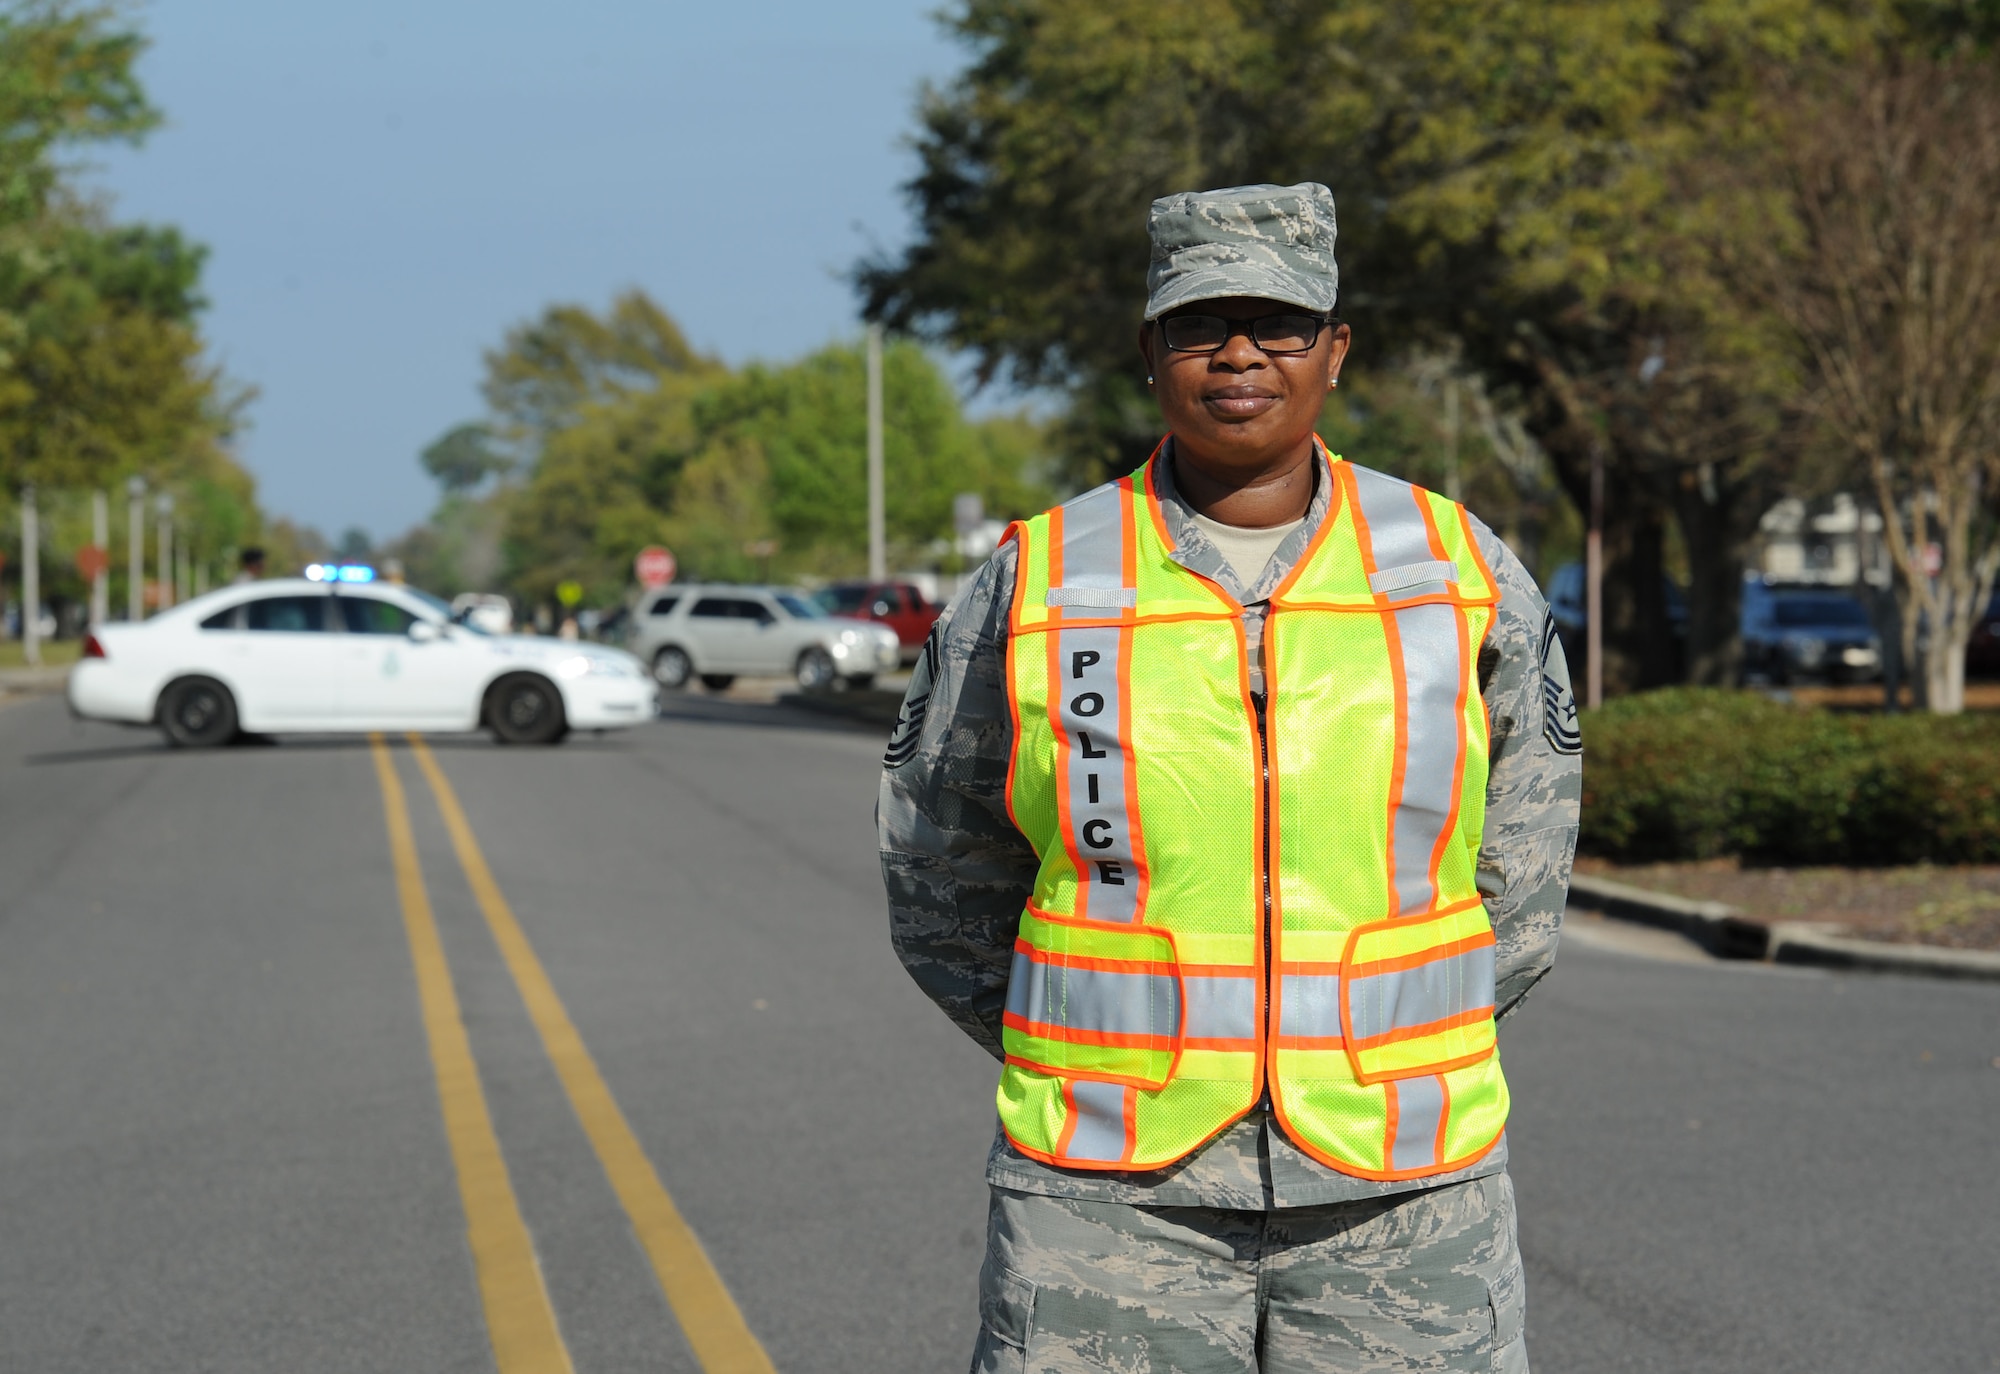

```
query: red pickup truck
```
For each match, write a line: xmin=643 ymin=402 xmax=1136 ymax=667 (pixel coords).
xmin=815 ymin=581 xmax=940 ymax=661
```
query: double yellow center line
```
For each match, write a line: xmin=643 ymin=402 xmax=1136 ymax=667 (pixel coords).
xmin=371 ymin=734 xmax=775 ymax=1373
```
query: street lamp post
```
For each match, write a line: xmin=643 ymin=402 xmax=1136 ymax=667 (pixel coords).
xmin=20 ymin=483 xmax=39 ymax=665
xmin=156 ymin=492 xmax=174 ymax=612
xmin=91 ymin=489 xmax=109 ymax=628
xmin=126 ymin=477 xmax=146 ymax=621
xmin=866 ymin=322 xmax=886 ymax=583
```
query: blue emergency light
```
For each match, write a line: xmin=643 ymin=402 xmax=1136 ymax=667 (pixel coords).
xmin=305 ymin=563 xmax=376 ymax=583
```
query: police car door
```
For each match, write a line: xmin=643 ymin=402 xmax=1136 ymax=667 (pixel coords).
xmin=206 ymin=591 xmax=345 ymax=728
xmin=328 ymin=592 xmax=475 ymax=727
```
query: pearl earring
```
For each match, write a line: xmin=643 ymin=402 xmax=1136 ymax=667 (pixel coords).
xmin=1329 ymin=378 xmax=1339 ymax=389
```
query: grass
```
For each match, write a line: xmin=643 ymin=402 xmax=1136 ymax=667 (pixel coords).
xmin=0 ymin=638 xmax=82 ymax=669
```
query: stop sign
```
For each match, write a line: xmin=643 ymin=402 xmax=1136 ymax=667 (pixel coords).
xmin=74 ymin=544 xmax=109 ymax=579
xmin=635 ymin=545 xmax=677 ymax=587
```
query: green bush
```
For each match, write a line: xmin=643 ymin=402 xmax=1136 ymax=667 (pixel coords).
xmin=1578 ymin=689 xmax=2000 ymax=865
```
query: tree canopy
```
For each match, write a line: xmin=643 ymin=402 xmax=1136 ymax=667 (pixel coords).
xmin=0 ymin=2 xmax=269 ymax=619
xmin=858 ymin=0 xmax=1971 ymax=693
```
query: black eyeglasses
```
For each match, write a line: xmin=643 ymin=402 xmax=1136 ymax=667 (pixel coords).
xmin=1158 ymin=312 xmax=1333 ymax=355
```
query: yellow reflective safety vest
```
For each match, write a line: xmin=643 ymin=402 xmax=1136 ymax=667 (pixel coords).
xmin=997 ymin=445 xmax=1509 ymax=1180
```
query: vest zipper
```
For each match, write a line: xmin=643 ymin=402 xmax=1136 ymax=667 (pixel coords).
xmin=1252 ymin=689 xmax=1273 ymax=1112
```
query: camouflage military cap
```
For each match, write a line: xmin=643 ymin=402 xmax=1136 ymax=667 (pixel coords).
xmin=1144 ymin=182 xmax=1340 ymax=321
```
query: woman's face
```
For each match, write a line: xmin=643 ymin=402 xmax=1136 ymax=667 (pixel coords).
xmin=1138 ymin=295 xmax=1350 ymax=477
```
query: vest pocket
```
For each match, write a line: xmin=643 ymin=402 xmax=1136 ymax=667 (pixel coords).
xmin=1340 ymin=898 xmax=1498 ymax=1085
xmin=1001 ymin=905 xmax=1184 ymax=1090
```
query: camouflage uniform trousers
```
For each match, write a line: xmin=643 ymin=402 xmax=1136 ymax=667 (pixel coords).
xmin=971 ymin=1173 xmax=1528 ymax=1374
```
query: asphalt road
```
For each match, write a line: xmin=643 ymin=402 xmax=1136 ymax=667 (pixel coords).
xmin=1 ymin=690 xmax=1995 ymax=1373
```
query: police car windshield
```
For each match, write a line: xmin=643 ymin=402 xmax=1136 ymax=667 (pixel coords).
xmin=408 ymin=587 xmax=492 ymax=635
xmin=775 ymin=593 xmax=825 ymax=620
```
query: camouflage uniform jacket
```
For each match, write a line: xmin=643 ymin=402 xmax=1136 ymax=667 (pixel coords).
xmin=879 ymin=445 xmax=1582 ymax=1208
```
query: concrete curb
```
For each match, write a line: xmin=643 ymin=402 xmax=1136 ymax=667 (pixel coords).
xmin=0 ymin=665 xmax=69 ymax=696
xmin=1765 ymin=922 xmax=2000 ymax=981
xmin=1564 ymin=874 xmax=1772 ymax=959
xmin=1567 ymin=872 xmax=2000 ymax=982
xmin=775 ymin=687 xmax=903 ymax=730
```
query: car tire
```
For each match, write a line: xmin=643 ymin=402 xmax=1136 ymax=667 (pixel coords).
xmin=652 ymin=646 xmax=693 ymax=690
xmin=486 ymin=673 xmax=568 ymax=745
xmin=699 ymin=673 xmax=736 ymax=692
xmin=795 ymin=647 xmax=836 ymax=691
xmin=844 ymin=673 xmax=875 ymax=691
xmin=159 ymin=676 xmax=239 ymax=748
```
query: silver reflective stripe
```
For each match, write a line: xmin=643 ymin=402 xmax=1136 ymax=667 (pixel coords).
xmin=1390 ymin=1075 xmax=1446 ymax=1171
xmin=1348 ymin=468 xmax=1466 ymax=915
xmin=1278 ymin=972 xmax=1343 ymax=1039
xmin=1046 ymin=586 xmax=1137 ymax=608
xmin=1055 ymin=482 xmax=1127 ymax=591
xmin=1066 ymin=1080 xmax=1129 ymax=1162
xmin=1390 ymin=602 xmax=1463 ymax=913
xmin=1345 ymin=943 xmax=1496 ymax=1044
xmin=1183 ymin=974 xmax=1257 ymax=1042
xmin=1006 ymin=953 xmax=1179 ymax=1038
xmin=1051 ymin=481 xmax=1142 ymax=925
xmin=1056 ymin=622 xmax=1139 ymax=922
xmin=1368 ymin=559 xmax=1458 ymax=596
xmin=1350 ymin=466 xmax=1437 ymax=570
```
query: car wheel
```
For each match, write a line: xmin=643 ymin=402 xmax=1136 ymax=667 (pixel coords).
xmin=486 ymin=673 xmax=567 ymax=745
xmin=652 ymin=646 xmax=693 ymax=690
xmin=159 ymin=676 xmax=239 ymax=748
xmin=699 ymin=673 xmax=737 ymax=692
xmin=795 ymin=646 xmax=836 ymax=690
xmin=844 ymin=674 xmax=876 ymax=691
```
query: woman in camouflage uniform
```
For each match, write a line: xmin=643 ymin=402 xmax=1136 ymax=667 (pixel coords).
xmin=879 ymin=182 xmax=1581 ymax=1373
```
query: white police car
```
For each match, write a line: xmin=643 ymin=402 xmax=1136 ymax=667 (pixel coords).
xmin=67 ymin=571 xmax=655 ymax=746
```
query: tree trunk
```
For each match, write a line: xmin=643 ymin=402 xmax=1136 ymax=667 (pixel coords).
xmin=1543 ymin=435 xmax=1679 ymax=694
xmin=1668 ymin=470 xmax=1751 ymax=687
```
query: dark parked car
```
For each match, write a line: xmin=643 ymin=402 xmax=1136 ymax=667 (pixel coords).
xmin=1740 ymin=582 xmax=1882 ymax=684
xmin=1967 ymin=594 xmax=2000 ymax=679
xmin=814 ymin=581 xmax=940 ymax=662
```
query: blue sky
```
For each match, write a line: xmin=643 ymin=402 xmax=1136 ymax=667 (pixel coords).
xmin=85 ymin=1 xmax=965 ymax=542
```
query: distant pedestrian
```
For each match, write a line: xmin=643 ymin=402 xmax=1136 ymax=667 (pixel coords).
xmin=880 ymin=182 xmax=1582 ymax=1372
xmin=232 ymin=547 xmax=266 ymax=584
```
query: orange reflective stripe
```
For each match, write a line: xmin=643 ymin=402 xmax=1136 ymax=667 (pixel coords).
xmin=1346 ymin=929 xmax=1496 ymax=979
xmin=1346 ymin=1005 xmax=1497 ymax=1053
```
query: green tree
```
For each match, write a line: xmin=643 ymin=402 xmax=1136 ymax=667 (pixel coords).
xmin=419 ymin=422 xmax=511 ymax=493
xmin=673 ymin=336 xmax=1051 ymax=581
xmin=490 ymin=291 xmax=724 ymax=607
xmin=0 ymin=5 xmax=232 ymax=497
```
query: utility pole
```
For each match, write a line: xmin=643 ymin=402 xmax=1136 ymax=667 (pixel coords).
xmin=866 ymin=322 xmax=886 ymax=583
xmin=20 ymin=483 xmax=39 ymax=665
xmin=156 ymin=492 xmax=174 ymax=611
xmin=127 ymin=477 xmax=145 ymax=620
xmin=1585 ymin=439 xmax=1605 ymax=709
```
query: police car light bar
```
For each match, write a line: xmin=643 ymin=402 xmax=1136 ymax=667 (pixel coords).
xmin=305 ymin=564 xmax=376 ymax=583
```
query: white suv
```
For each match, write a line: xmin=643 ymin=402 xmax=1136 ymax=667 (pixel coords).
xmin=628 ymin=584 xmax=901 ymax=691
